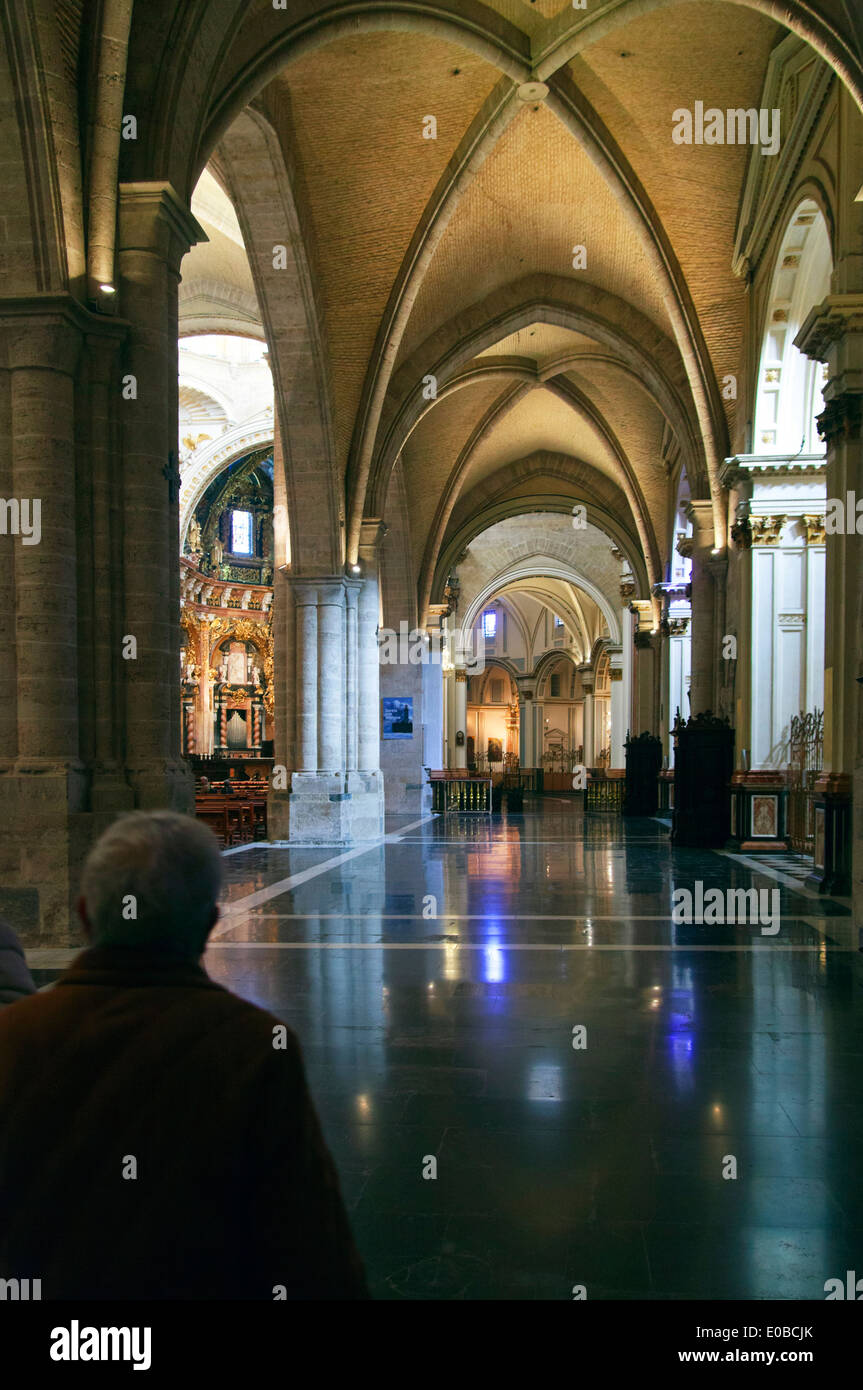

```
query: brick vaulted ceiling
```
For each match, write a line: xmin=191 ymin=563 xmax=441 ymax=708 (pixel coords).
xmin=187 ymin=0 xmax=800 ymax=608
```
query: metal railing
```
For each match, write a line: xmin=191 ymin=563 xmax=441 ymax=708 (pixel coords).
xmin=430 ymin=776 xmax=493 ymax=815
xmin=585 ymin=773 xmax=624 ymax=814
xmin=787 ymin=709 xmax=822 ymax=853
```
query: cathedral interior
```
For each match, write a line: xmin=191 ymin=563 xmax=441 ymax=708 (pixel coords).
xmin=2 ymin=0 xmax=863 ymax=1307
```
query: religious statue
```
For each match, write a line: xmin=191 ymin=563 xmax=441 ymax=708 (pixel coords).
xmin=225 ymin=643 xmax=248 ymax=686
xmin=218 ymin=658 xmax=228 ymax=683
xmin=250 ymin=663 xmax=261 ymax=687
xmin=188 ymin=517 xmax=202 ymax=553
xmin=212 ymin=537 xmax=224 ymax=567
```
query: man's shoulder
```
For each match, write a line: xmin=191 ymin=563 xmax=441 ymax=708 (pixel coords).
xmin=204 ymin=984 xmax=300 ymax=1050
xmin=0 ymin=968 xmax=297 ymax=1049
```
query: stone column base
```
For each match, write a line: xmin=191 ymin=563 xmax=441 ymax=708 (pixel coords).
xmin=268 ymin=771 xmax=385 ymax=845
xmin=0 ymin=761 xmax=90 ymax=946
xmin=0 ymin=759 xmax=198 ymax=944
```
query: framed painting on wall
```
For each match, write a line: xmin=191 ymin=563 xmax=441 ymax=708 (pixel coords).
xmin=382 ymin=697 xmax=414 ymax=739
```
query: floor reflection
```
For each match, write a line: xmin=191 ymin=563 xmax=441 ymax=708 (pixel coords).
xmin=205 ymin=798 xmax=860 ymax=1299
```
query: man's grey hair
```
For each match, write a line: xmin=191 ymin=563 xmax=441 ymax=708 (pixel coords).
xmin=80 ymin=812 xmax=224 ymax=955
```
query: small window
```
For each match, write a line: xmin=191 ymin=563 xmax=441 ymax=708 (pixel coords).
xmin=482 ymin=610 xmax=496 ymax=640
xmin=550 ymin=673 xmax=561 ymax=698
xmin=553 ymin=614 xmax=564 ymax=629
xmin=231 ymin=509 xmax=253 ymax=555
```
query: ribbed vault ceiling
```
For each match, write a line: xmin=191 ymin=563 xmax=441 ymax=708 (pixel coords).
xmin=178 ymin=0 xmax=812 ymax=606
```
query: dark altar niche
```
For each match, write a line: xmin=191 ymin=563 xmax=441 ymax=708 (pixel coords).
xmin=671 ymin=711 xmax=734 ymax=848
xmin=623 ymin=731 xmax=662 ymax=816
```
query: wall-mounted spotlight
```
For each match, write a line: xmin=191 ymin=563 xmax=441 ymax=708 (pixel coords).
xmin=99 ymin=284 xmax=116 ymax=296
xmin=350 ymin=563 xmax=361 ymax=575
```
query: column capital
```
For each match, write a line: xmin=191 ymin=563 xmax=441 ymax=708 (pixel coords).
xmin=684 ymin=497 xmax=715 ymax=545
xmin=358 ymin=517 xmax=388 ymax=563
xmin=795 ymin=293 xmax=863 ymax=361
xmin=316 ymin=580 xmax=347 ymax=607
xmin=0 ymin=308 xmax=83 ymax=375
xmin=291 ymin=579 xmax=320 ymax=606
xmin=118 ymin=182 xmax=207 ymax=274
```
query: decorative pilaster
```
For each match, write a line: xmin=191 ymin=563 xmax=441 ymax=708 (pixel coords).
xmin=516 ymin=680 xmax=535 ymax=769
xmin=579 ymin=664 xmax=595 ymax=767
xmin=454 ymin=670 xmax=468 ymax=769
xmin=686 ymin=498 xmax=718 ymax=716
xmin=609 ymin=653 xmax=625 ymax=769
xmin=795 ymin=294 xmax=863 ymax=894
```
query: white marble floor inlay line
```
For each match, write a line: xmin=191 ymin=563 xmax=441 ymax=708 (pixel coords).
xmin=211 ymin=814 xmax=436 ymax=936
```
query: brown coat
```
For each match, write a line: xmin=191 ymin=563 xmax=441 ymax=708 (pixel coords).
xmin=0 ymin=946 xmax=368 ymax=1300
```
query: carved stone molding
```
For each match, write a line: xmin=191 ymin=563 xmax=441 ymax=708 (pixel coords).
xmin=730 ymin=517 xmax=752 ymax=549
xmin=816 ymin=392 xmax=863 ymax=446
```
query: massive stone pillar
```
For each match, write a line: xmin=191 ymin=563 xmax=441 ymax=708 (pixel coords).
xmin=274 ymin=520 xmax=385 ymax=844
xmin=77 ymin=328 xmax=136 ymax=816
xmin=797 ymin=295 xmax=863 ymax=894
xmin=686 ymin=499 xmax=718 ymax=715
xmin=294 ymin=582 xmax=318 ymax=772
xmin=357 ymin=521 xmax=385 ymax=777
xmin=317 ymin=582 xmax=345 ymax=771
xmin=345 ymin=582 xmax=359 ymax=773
xmin=0 ymin=307 xmax=83 ymax=940
xmin=117 ymin=183 xmax=204 ymax=810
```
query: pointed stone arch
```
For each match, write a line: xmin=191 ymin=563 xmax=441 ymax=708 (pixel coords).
xmin=213 ymin=107 xmax=342 ymax=574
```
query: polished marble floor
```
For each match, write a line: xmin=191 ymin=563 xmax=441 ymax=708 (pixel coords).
xmin=29 ymin=799 xmax=862 ymax=1299
xmin=196 ymin=799 xmax=862 ymax=1300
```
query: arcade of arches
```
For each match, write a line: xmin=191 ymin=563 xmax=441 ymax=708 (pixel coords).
xmin=2 ymin=0 xmax=863 ymax=1300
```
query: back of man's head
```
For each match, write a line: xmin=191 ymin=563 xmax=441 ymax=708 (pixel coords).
xmin=79 ymin=812 xmax=224 ymax=958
